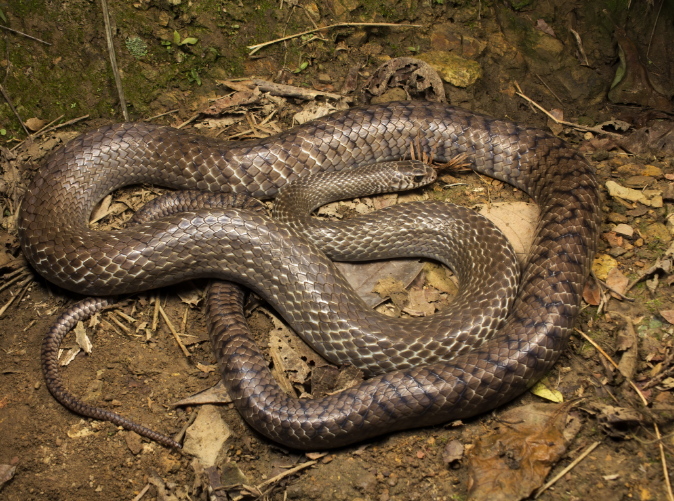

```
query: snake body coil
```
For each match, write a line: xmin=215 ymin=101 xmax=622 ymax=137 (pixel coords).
xmin=20 ymin=101 xmax=599 ymax=449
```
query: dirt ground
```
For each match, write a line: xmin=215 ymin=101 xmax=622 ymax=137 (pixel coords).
xmin=1 ymin=1 xmax=674 ymax=500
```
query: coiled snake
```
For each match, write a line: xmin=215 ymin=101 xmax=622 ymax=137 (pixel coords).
xmin=19 ymin=101 xmax=599 ymax=449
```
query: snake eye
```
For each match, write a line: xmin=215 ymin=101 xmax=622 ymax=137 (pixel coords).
xmin=414 ymin=175 xmax=425 ymax=183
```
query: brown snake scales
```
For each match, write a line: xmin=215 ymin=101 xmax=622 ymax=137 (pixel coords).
xmin=18 ymin=101 xmax=599 ymax=450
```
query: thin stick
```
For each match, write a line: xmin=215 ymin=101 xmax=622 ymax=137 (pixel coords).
xmin=0 ymin=271 xmax=29 ymax=295
xmin=0 ymin=277 xmax=32 ymax=318
xmin=144 ymin=109 xmax=178 ymax=122
xmin=12 ymin=115 xmax=91 ymax=152
xmin=100 ymin=0 xmax=129 ymax=121
xmin=158 ymin=303 xmax=191 ymax=358
xmin=131 ymin=483 xmax=151 ymax=501
xmin=176 ymin=113 xmax=199 ymax=130
xmin=655 ymin=422 xmax=674 ymax=501
xmin=569 ymin=29 xmax=590 ymax=66
xmin=574 ymin=328 xmax=648 ymax=406
xmin=514 ymin=83 xmax=622 ymax=138
xmin=8 ymin=114 xmax=65 ymax=152
xmin=247 ymin=23 xmax=421 ymax=55
xmin=152 ymin=294 xmax=161 ymax=331
xmin=0 ymin=83 xmax=30 ymax=136
xmin=534 ymin=441 xmax=600 ymax=498
xmin=255 ymin=460 xmax=316 ymax=490
xmin=647 ymin=0 xmax=664 ymax=61
xmin=0 ymin=25 xmax=51 ymax=46
xmin=534 ymin=74 xmax=563 ymax=105
xmin=592 ymin=271 xmax=634 ymax=302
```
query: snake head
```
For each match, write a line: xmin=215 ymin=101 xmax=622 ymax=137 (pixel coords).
xmin=385 ymin=160 xmax=437 ymax=191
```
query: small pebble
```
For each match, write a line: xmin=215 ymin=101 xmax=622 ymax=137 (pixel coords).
xmin=608 ymin=247 xmax=626 ymax=257
xmin=34 ymin=382 xmax=41 ymax=390
xmin=613 ymin=224 xmax=634 ymax=237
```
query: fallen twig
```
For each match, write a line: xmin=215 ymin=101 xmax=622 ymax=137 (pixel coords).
xmin=514 ymin=83 xmax=622 ymax=138
xmin=158 ymin=303 xmax=191 ymax=358
xmin=144 ymin=109 xmax=179 ymax=122
xmin=131 ymin=483 xmax=151 ymax=501
xmin=0 ymin=25 xmax=51 ymax=45
xmin=647 ymin=0 xmax=664 ymax=61
xmin=247 ymin=22 xmax=421 ymax=55
xmin=101 ymin=0 xmax=129 ymax=121
xmin=0 ymin=277 xmax=32 ymax=318
xmin=534 ymin=73 xmax=563 ymax=105
xmin=0 ymin=83 xmax=30 ymax=136
xmin=574 ymin=328 xmax=647 ymax=405
xmin=255 ymin=460 xmax=316 ymax=491
xmin=569 ymin=29 xmax=590 ymax=66
xmin=534 ymin=441 xmax=600 ymax=498
xmin=10 ymin=114 xmax=90 ymax=152
xmin=656 ymin=422 xmax=674 ymax=501
xmin=219 ymin=78 xmax=348 ymax=102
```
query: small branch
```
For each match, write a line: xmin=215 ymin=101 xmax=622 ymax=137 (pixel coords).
xmin=591 ymin=271 xmax=634 ymax=302
xmin=647 ymin=0 xmax=664 ymax=61
xmin=131 ymin=483 xmax=151 ymax=501
xmin=220 ymin=78 xmax=349 ymax=102
xmin=534 ymin=73 xmax=563 ymax=105
xmin=255 ymin=460 xmax=316 ymax=491
xmin=144 ymin=109 xmax=178 ymax=122
xmin=534 ymin=441 xmax=600 ymax=498
xmin=569 ymin=29 xmax=590 ymax=66
xmin=656 ymin=422 xmax=674 ymax=501
xmin=158 ymin=303 xmax=191 ymax=359
xmin=11 ymin=114 xmax=89 ymax=152
xmin=0 ymin=25 xmax=51 ymax=45
xmin=0 ymin=83 xmax=30 ymax=136
xmin=9 ymin=114 xmax=64 ymax=152
xmin=0 ymin=277 xmax=32 ymax=318
xmin=514 ymin=83 xmax=622 ymax=138
xmin=574 ymin=328 xmax=648 ymax=406
xmin=100 ymin=0 xmax=129 ymax=121
xmin=247 ymin=23 xmax=421 ymax=55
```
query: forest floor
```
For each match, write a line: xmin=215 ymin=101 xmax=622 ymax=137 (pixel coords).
xmin=1 ymin=1 xmax=674 ymax=500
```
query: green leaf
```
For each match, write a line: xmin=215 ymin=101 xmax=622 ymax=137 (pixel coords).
xmin=293 ymin=61 xmax=309 ymax=73
xmin=0 ymin=8 xmax=7 ymax=24
xmin=161 ymin=40 xmax=172 ymax=46
xmin=190 ymin=69 xmax=201 ymax=86
xmin=179 ymin=37 xmax=198 ymax=46
xmin=0 ymin=129 xmax=5 ymax=136
xmin=173 ymin=30 xmax=181 ymax=45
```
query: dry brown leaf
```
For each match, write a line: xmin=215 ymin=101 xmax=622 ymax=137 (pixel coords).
xmin=583 ymin=279 xmax=601 ymax=306
xmin=25 ymin=117 xmax=46 ymax=132
xmin=171 ymin=380 xmax=232 ymax=407
xmin=336 ymin=260 xmax=424 ymax=308
xmin=202 ymin=87 xmax=261 ymax=115
xmin=606 ymin=267 xmax=629 ymax=299
xmin=442 ymin=440 xmax=464 ymax=464
xmin=661 ymin=310 xmax=674 ymax=325
xmin=466 ymin=403 xmax=576 ymax=501
xmin=477 ymin=202 xmax=539 ymax=265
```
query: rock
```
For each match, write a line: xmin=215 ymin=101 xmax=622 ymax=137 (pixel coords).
xmin=429 ymin=26 xmax=486 ymax=59
xmin=415 ymin=52 xmax=482 ymax=88
xmin=329 ymin=0 xmax=359 ymax=17
xmin=613 ymin=224 xmax=634 ymax=237
xmin=370 ymin=87 xmax=408 ymax=104
xmin=221 ymin=461 xmax=249 ymax=485
xmin=159 ymin=453 xmax=180 ymax=474
xmin=556 ymin=65 xmax=605 ymax=103
xmin=609 ymin=247 xmax=626 ymax=257
xmin=642 ymin=222 xmax=672 ymax=243
xmin=125 ymin=431 xmax=143 ymax=455
xmin=317 ymin=73 xmax=332 ymax=83
xmin=592 ymin=150 xmax=609 ymax=161
xmin=608 ymin=213 xmax=629 ymax=224
xmin=182 ymin=405 xmax=231 ymax=468
xmin=624 ymin=176 xmax=654 ymax=188
xmin=593 ymin=254 xmax=618 ymax=280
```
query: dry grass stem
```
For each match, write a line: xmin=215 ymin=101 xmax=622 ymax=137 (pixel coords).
xmin=247 ymin=23 xmax=421 ymax=54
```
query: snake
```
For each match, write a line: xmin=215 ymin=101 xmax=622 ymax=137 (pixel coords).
xmin=19 ymin=101 xmax=599 ymax=450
